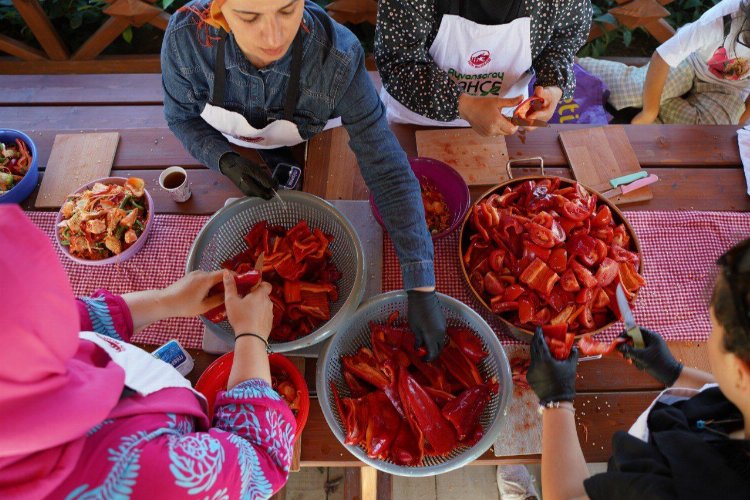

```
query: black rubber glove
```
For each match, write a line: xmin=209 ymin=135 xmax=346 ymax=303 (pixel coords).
xmin=617 ymin=327 xmax=683 ymax=386
xmin=406 ymin=290 xmax=447 ymax=362
xmin=527 ymin=326 xmax=578 ymax=405
xmin=219 ymin=152 xmax=278 ymax=200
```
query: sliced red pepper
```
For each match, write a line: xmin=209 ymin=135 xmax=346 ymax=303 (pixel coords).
xmin=571 ymin=261 xmax=598 ymax=288
xmin=471 ymin=205 xmax=490 ymax=241
xmin=243 ymin=220 xmax=270 ymax=253
xmin=446 ymin=326 xmax=488 ymax=364
xmin=363 ymin=391 xmax=402 ymax=460
xmin=559 ymin=268 xmax=581 ymax=292
xmin=344 ymin=368 xmax=371 ymax=397
xmin=441 ymin=382 xmax=497 ymax=441
xmin=500 ymin=283 xmax=524 ymax=302
xmin=518 ymin=296 xmax=535 ymax=324
xmin=618 ymin=261 xmax=646 ymax=292
xmin=548 ymin=285 xmax=573 ymax=312
xmin=591 ymin=225 xmax=614 ymax=244
xmin=398 ymin=370 xmax=458 ymax=456
xmin=292 ymin=234 xmax=320 ymax=263
xmin=527 ymin=222 xmax=556 ymax=248
xmin=609 ymin=245 xmax=640 ymax=267
xmin=342 ymin=348 xmax=390 ymax=390
xmin=591 ymin=205 xmax=613 ymax=227
xmin=542 ymin=324 xmax=575 ymax=360
xmin=491 ymin=298 xmax=518 ymax=314
xmin=390 ymin=422 xmax=423 ymax=466
xmin=561 ymin=200 xmax=590 ymax=221
xmin=595 ymin=257 xmax=619 ymax=287
xmin=523 ymin=240 xmax=552 ymax=262
xmin=488 ymin=248 xmax=506 ymax=272
xmin=567 ymin=234 xmax=599 ymax=267
xmin=483 ymin=272 xmax=506 ymax=297
xmin=593 ymin=287 xmax=610 ymax=309
xmin=578 ymin=335 xmax=628 ymax=356
xmin=550 ymin=304 xmax=576 ymax=326
xmin=612 ymin=224 xmax=630 ymax=247
xmin=519 ymin=258 xmax=559 ymax=297
xmin=547 ymin=247 xmax=567 ymax=274
xmin=439 ymin=340 xmax=484 ymax=389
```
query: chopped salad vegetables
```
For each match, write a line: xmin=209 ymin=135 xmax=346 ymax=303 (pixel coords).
xmin=0 ymin=139 xmax=32 ymax=195
xmin=57 ymin=177 xmax=148 ymax=260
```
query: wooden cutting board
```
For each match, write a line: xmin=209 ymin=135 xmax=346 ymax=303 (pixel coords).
xmin=559 ymin=126 xmax=653 ymax=205
xmin=415 ymin=129 xmax=508 ymax=185
xmin=35 ymin=132 xmax=120 ymax=208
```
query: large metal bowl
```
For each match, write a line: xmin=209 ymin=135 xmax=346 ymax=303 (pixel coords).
xmin=317 ymin=290 xmax=512 ymax=477
xmin=458 ymin=158 xmax=644 ymax=342
xmin=186 ymin=191 xmax=366 ymax=352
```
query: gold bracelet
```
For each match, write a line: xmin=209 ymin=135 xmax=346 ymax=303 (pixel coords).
xmin=537 ymin=401 xmax=575 ymax=415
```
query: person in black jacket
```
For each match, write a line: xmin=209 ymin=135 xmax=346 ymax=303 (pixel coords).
xmin=527 ymin=238 xmax=750 ymax=500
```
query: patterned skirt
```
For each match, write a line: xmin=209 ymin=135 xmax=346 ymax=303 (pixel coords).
xmin=578 ymin=57 xmax=744 ymax=125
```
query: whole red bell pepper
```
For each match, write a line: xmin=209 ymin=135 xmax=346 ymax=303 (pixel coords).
xmin=204 ymin=268 xmax=262 ymax=323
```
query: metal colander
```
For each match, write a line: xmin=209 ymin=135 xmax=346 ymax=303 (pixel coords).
xmin=186 ymin=191 xmax=366 ymax=352
xmin=317 ymin=291 xmax=513 ymax=477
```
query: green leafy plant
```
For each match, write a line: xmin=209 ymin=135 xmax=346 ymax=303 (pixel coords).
xmin=579 ymin=0 xmax=723 ymax=57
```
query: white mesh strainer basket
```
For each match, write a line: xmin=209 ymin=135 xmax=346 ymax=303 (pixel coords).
xmin=186 ymin=191 xmax=366 ymax=352
xmin=317 ymin=290 xmax=512 ymax=476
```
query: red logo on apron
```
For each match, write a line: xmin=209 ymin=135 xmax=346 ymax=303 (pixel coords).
xmin=231 ymin=135 xmax=265 ymax=143
xmin=468 ymin=50 xmax=491 ymax=68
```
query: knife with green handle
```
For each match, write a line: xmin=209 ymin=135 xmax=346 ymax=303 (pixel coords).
xmin=616 ymin=283 xmax=645 ymax=349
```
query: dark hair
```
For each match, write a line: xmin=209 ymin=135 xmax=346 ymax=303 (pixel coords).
xmin=713 ymin=240 xmax=750 ymax=364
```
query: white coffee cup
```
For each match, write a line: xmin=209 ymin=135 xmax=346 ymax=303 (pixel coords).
xmin=159 ymin=166 xmax=191 ymax=202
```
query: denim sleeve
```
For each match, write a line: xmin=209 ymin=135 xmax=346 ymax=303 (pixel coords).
xmin=374 ymin=0 xmax=462 ymax=121
xmin=332 ymin=44 xmax=435 ymax=289
xmin=532 ymin=0 xmax=592 ymax=99
xmin=161 ymin=29 xmax=234 ymax=171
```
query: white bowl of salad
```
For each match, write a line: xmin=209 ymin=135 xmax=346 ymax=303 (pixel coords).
xmin=55 ymin=177 xmax=154 ymax=265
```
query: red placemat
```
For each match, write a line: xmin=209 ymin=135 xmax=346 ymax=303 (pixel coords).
xmin=384 ymin=211 xmax=750 ymax=344
xmin=27 ymin=212 xmax=209 ymax=349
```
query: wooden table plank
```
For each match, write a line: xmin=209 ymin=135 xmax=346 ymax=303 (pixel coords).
xmin=25 ymin=128 xmax=197 ymax=169
xmin=22 ymin=166 xmax=750 ymax=214
xmin=2 ymin=105 xmax=168 ymax=130
xmin=23 ymin=169 xmax=242 ymax=215
xmin=391 ymin=124 xmax=741 ymax=166
xmin=0 ymin=74 xmax=164 ymax=105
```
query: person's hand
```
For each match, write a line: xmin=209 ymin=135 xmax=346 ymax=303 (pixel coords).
xmin=223 ymin=270 xmax=274 ymax=340
xmin=527 ymin=327 xmax=578 ymax=404
xmin=161 ymin=270 xmax=225 ymax=317
xmin=458 ymin=93 xmax=522 ymax=136
xmin=525 ymin=86 xmax=563 ymax=127
xmin=617 ymin=327 xmax=683 ymax=386
xmin=219 ymin=152 xmax=278 ymax=200
xmin=406 ymin=289 xmax=447 ymax=362
xmin=631 ymin=109 xmax=658 ymax=125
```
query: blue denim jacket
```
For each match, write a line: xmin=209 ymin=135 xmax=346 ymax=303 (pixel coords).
xmin=161 ymin=0 xmax=434 ymax=288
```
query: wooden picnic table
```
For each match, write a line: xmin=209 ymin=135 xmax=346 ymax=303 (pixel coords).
xmin=2 ymin=74 xmax=742 ymax=491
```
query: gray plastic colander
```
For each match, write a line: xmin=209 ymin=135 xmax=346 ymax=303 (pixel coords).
xmin=317 ymin=290 xmax=513 ymax=477
xmin=185 ymin=191 xmax=366 ymax=352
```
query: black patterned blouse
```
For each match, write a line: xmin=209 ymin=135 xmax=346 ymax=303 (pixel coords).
xmin=374 ymin=0 xmax=593 ymax=121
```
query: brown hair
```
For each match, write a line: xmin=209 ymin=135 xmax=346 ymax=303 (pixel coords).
xmin=712 ymin=252 xmax=750 ymax=364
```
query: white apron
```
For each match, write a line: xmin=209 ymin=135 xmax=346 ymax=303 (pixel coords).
xmin=80 ymin=331 xmax=206 ymax=407
xmin=381 ymin=1 xmax=533 ymax=127
xmin=628 ymin=383 xmax=719 ymax=442
xmin=200 ymin=30 xmax=341 ymax=150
